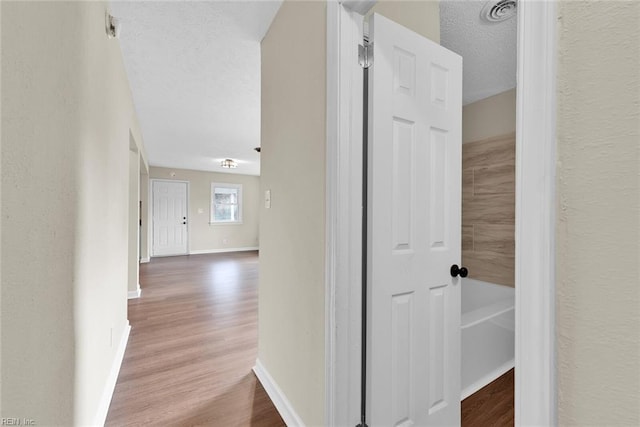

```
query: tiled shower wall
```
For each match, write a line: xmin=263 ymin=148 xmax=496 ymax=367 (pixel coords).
xmin=461 ymin=132 xmax=516 ymax=287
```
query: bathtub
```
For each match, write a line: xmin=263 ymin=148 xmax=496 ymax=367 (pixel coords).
xmin=461 ymin=278 xmax=515 ymax=400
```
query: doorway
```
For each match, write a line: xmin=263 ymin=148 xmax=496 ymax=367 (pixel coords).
xmin=151 ymin=179 xmax=189 ymax=257
xmin=128 ymin=138 xmax=144 ymax=301
xmin=365 ymin=13 xmax=463 ymax=425
xmin=326 ymin=1 xmax=557 ymax=426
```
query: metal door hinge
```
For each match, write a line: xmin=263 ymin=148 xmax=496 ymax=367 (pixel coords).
xmin=358 ymin=43 xmax=373 ymax=69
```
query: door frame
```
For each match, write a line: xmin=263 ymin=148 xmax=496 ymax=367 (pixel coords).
xmin=150 ymin=178 xmax=190 ymax=257
xmin=325 ymin=1 xmax=557 ymax=426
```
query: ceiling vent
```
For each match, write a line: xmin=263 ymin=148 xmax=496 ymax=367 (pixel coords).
xmin=481 ymin=0 xmax=517 ymax=23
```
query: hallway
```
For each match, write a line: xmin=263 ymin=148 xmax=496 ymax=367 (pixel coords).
xmin=106 ymin=252 xmax=284 ymax=426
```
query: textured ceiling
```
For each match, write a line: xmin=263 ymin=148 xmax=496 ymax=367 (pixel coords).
xmin=110 ymin=1 xmax=282 ymax=175
xmin=440 ymin=0 xmax=517 ymax=105
xmin=113 ymin=0 xmax=515 ymax=174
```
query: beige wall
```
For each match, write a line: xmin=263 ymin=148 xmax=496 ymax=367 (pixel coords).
xmin=369 ymin=0 xmax=440 ymax=43
xmin=140 ymin=168 xmax=150 ymax=262
xmin=259 ymin=1 xmax=440 ymax=424
xmin=462 ymin=88 xmax=516 ymax=144
xmin=128 ymin=149 xmax=140 ymax=294
xmin=149 ymin=167 xmax=260 ymax=253
xmin=2 ymin=2 xmax=146 ymax=424
xmin=260 ymin=2 xmax=327 ymax=424
xmin=556 ymin=1 xmax=640 ymax=425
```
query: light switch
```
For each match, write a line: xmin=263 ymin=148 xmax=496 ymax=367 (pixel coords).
xmin=197 ymin=208 xmax=204 ymax=214
xmin=265 ymin=190 xmax=271 ymax=209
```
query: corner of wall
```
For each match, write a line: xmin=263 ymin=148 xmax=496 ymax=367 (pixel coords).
xmin=369 ymin=0 xmax=440 ymax=43
xmin=2 ymin=2 xmax=81 ymax=423
xmin=462 ymin=88 xmax=516 ymax=144
xmin=259 ymin=1 xmax=327 ymax=425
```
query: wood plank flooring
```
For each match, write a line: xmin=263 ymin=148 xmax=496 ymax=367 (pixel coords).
xmin=106 ymin=251 xmax=285 ymax=427
xmin=461 ymin=369 xmax=514 ymax=427
xmin=107 ymin=251 xmax=513 ymax=426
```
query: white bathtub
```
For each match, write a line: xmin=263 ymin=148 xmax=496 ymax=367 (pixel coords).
xmin=461 ymin=278 xmax=515 ymax=400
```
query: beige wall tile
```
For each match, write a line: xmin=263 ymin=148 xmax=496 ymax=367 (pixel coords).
xmin=462 ymin=225 xmax=474 ymax=251
xmin=473 ymin=164 xmax=515 ymax=195
xmin=462 ymin=133 xmax=515 ymax=168
xmin=461 ymin=132 xmax=516 ymax=287
xmin=462 ymin=194 xmax=515 ymax=224
xmin=462 ymin=251 xmax=515 ymax=287
xmin=474 ymin=224 xmax=515 ymax=254
xmin=462 ymin=168 xmax=474 ymax=200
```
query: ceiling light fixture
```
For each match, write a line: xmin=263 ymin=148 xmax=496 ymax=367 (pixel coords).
xmin=221 ymin=158 xmax=238 ymax=169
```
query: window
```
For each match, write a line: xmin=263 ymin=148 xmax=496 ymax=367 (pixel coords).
xmin=211 ymin=183 xmax=243 ymax=224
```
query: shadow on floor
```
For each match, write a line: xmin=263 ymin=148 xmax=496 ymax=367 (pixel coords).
xmin=163 ymin=372 xmax=285 ymax=427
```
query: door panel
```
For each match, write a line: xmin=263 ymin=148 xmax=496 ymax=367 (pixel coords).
xmin=152 ymin=181 xmax=188 ymax=256
xmin=367 ymin=13 xmax=462 ymax=427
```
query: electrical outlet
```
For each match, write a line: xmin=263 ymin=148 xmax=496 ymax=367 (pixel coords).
xmin=223 ymin=238 xmax=228 ymax=245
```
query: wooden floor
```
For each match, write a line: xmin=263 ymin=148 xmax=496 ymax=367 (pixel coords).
xmin=106 ymin=251 xmax=285 ymax=427
xmin=107 ymin=251 xmax=513 ymax=426
xmin=461 ymin=369 xmax=514 ymax=427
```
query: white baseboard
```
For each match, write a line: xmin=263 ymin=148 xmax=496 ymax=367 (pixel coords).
xmin=189 ymin=246 xmax=259 ymax=255
xmin=253 ymin=359 xmax=305 ymax=427
xmin=140 ymin=257 xmax=150 ymax=264
xmin=461 ymin=359 xmax=515 ymax=401
xmin=127 ymin=284 xmax=141 ymax=299
xmin=94 ymin=323 xmax=131 ymax=426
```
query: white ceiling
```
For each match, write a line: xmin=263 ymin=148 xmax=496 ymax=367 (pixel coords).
xmin=112 ymin=1 xmax=514 ymax=175
xmin=110 ymin=1 xmax=283 ymax=176
xmin=440 ymin=0 xmax=517 ymax=105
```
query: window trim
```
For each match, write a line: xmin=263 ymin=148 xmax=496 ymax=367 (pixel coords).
xmin=210 ymin=182 xmax=243 ymax=225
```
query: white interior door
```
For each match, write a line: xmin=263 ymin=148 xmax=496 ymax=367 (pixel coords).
xmin=152 ymin=180 xmax=188 ymax=256
xmin=367 ymin=13 xmax=462 ymax=427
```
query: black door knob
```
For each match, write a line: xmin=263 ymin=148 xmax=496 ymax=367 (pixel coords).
xmin=450 ymin=264 xmax=468 ymax=278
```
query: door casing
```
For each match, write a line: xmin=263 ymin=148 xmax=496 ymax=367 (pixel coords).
xmin=325 ymin=1 xmax=557 ymax=425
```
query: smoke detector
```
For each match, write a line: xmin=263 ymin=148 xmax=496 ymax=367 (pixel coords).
xmin=481 ymin=0 xmax=517 ymax=23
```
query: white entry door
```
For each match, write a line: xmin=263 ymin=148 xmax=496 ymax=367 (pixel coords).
xmin=152 ymin=180 xmax=188 ymax=256
xmin=367 ymin=14 xmax=462 ymax=427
